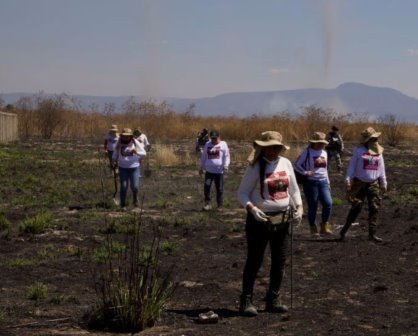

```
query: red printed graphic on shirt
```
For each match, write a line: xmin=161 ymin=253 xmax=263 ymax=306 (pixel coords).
xmin=266 ymin=171 xmax=289 ymax=200
xmin=313 ymin=155 xmax=327 ymax=168
xmin=362 ymin=152 xmax=379 ymax=170
xmin=207 ymin=145 xmax=220 ymax=159
xmin=121 ymin=143 xmax=135 ymax=157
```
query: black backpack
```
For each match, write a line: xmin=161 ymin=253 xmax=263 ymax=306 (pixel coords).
xmin=326 ymin=133 xmax=342 ymax=152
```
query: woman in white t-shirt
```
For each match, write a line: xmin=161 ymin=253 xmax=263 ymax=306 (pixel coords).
xmin=294 ymin=132 xmax=333 ymax=237
xmin=237 ymin=131 xmax=303 ymax=317
xmin=112 ymin=128 xmax=146 ymax=208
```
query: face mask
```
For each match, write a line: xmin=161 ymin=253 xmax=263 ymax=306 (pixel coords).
xmin=367 ymin=141 xmax=383 ymax=155
xmin=262 ymin=156 xmax=279 ymax=164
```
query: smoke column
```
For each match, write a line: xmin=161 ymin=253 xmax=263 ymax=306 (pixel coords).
xmin=320 ymin=0 xmax=339 ymax=84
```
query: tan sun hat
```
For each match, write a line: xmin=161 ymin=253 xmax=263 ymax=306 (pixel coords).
xmin=253 ymin=131 xmax=290 ymax=149
xmin=121 ymin=128 xmax=133 ymax=136
xmin=109 ymin=124 xmax=118 ymax=132
xmin=309 ymin=132 xmax=329 ymax=144
xmin=248 ymin=131 xmax=289 ymax=165
xmin=360 ymin=127 xmax=381 ymax=144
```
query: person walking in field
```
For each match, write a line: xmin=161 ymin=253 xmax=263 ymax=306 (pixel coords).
xmin=103 ymin=125 xmax=119 ymax=169
xmin=326 ymin=125 xmax=344 ymax=172
xmin=294 ymin=132 xmax=333 ymax=237
xmin=195 ymin=128 xmax=209 ymax=156
xmin=112 ymin=128 xmax=146 ymax=208
xmin=133 ymin=127 xmax=151 ymax=152
xmin=338 ymin=127 xmax=387 ymax=242
xmin=199 ymin=130 xmax=230 ymax=210
xmin=237 ymin=131 xmax=303 ymax=317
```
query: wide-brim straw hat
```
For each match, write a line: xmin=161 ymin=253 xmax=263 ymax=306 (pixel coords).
xmin=121 ymin=128 xmax=133 ymax=136
xmin=360 ymin=127 xmax=381 ymax=144
xmin=309 ymin=132 xmax=329 ymax=144
xmin=248 ymin=131 xmax=289 ymax=165
xmin=109 ymin=124 xmax=118 ymax=132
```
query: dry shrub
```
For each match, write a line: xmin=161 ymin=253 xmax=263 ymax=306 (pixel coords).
xmin=152 ymin=144 xmax=180 ymax=167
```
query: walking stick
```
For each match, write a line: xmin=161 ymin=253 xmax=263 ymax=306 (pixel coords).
xmin=112 ymin=166 xmax=118 ymax=203
xmin=290 ymin=207 xmax=294 ymax=309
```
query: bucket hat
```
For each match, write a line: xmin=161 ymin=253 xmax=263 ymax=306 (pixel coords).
xmin=109 ymin=124 xmax=118 ymax=132
xmin=248 ymin=131 xmax=289 ymax=165
xmin=360 ymin=127 xmax=381 ymax=144
xmin=309 ymin=132 xmax=329 ymax=144
xmin=121 ymin=128 xmax=133 ymax=136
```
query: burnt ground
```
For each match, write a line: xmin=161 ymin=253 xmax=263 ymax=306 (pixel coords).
xmin=0 ymin=140 xmax=417 ymax=336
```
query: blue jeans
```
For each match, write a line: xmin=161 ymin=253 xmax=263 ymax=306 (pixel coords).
xmin=119 ymin=167 xmax=140 ymax=207
xmin=204 ymin=172 xmax=224 ymax=206
xmin=303 ymin=179 xmax=332 ymax=226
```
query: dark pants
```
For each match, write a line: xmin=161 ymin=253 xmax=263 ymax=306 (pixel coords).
xmin=346 ymin=179 xmax=381 ymax=230
xmin=204 ymin=172 xmax=224 ymax=206
xmin=242 ymin=212 xmax=289 ymax=296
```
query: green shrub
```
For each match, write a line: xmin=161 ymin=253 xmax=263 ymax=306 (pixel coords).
xmin=160 ymin=240 xmax=176 ymax=254
xmin=19 ymin=212 xmax=53 ymax=234
xmin=0 ymin=213 xmax=10 ymax=231
xmin=88 ymin=219 xmax=174 ymax=333
xmin=27 ymin=281 xmax=48 ymax=300
xmin=332 ymin=197 xmax=343 ymax=206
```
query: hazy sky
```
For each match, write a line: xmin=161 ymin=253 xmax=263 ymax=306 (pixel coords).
xmin=1 ymin=0 xmax=418 ymax=99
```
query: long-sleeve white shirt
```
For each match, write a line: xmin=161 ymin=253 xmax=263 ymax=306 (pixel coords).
xmin=200 ymin=140 xmax=230 ymax=174
xmin=112 ymin=139 xmax=146 ymax=169
xmin=294 ymin=148 xmax=330 ymax=184
xmin=345 ymin=145 xmax=387 ymax=188
xmin=237 ymin=157 xmax=302 ymax=212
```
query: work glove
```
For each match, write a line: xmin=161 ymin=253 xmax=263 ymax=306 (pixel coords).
xmin=199 ymin=169 xmax=204 ymax=177
xmin=223 ymin=166 xmax=229 ymax=174
xmin=294 ymin=206 xmax=303 ymax=221
xmin=250 ymin=206 xmax=269 ymax=222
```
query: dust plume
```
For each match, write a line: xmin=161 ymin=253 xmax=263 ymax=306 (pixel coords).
xmin=319 ymin=0 xmax=340 ymax=83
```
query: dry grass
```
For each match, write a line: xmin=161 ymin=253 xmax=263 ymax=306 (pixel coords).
xmin=12 ymin=98 xmax=418 ymax=144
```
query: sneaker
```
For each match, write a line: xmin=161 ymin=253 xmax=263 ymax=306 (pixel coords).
xmin=239 ymin=295 xmax=258 ymax=317
xmin=202 ymin=203 xmax=212 ymax=211
xmin=310 ymin=225 xmax=320 ymax=237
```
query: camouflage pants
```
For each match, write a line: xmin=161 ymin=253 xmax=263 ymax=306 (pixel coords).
xmin=327 ymin=150 xmax=342 ymax=171
xmin=346 ymin=178 xmax=381 ymax=230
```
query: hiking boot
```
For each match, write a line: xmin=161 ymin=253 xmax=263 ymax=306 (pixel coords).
xmin=202 ymin=202 xmax=212 ymax=211
xmin=239 ymin=294 xmax=258 ymax=317
xmin=265 ymin=291 xmax=289 ymax=313
xmin=310 ymin=225 xmax=320 ymax=237
xmin=320 ymin=222 xmax=333 ymax=235
xmin=133 ymin=192 xmax=138 ymax=207
xmin=337 ymin=222 xmax=352 ymax=241
xmin=368 ymin=228 xmax=383 ymax=242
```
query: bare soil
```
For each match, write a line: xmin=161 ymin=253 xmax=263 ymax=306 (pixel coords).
xmin=0 ymin=140 xmax=417 ymax=336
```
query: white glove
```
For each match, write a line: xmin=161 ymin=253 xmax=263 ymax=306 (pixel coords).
xmin=294 ymin=206 xmax=303 ymax=221
xmin=250 ymin=206 xmax=268 ymax=222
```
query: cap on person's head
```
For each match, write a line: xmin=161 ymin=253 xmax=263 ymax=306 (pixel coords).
xmin=360 ymin=127 xmax=381 ymax=144
xmin=309 ymin=132 xmax=329 ymax=144
xmin=209 ymin=130 xmax=219 ymax=138
xmin=331 ymin=125 xmax=339 ymax=131
xmin=121 ymin=128 xmax=133 ymax=137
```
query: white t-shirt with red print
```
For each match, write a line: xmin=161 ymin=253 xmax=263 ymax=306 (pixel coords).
xmin=237 ymin=157 xmax=303 ymax=213
xmin=112 ymin=139 xmax=146 ymax=169
xmin=294 ymin=148 xmax=329 ymax=183
xmin=345 ymin=145 xmax=387 ymax=188
xmin=200 ymin=140 xmax=230 ymax=174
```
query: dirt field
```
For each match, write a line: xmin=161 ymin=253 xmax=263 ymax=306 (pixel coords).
xmin=0 ymin=140 xmax=417 ymax=336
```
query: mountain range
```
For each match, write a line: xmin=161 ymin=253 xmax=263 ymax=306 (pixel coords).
xmin=2 ymin=82 xmax=417 ymax=123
